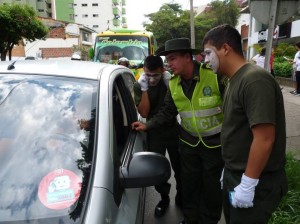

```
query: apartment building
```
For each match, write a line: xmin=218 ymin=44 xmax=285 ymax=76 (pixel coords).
xmin=0 ymin=0 xmax=127 ymax=32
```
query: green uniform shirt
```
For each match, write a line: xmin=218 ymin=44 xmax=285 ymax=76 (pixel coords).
xmin=133 ymin=78 xmax=179 ymax=141
xmin=221 ymin=63 xmax=286 ymax=172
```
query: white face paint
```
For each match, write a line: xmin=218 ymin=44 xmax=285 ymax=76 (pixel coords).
xmin=204 ymin=48 xmax=220 ymax=73
xmin=148 ymin=75 xmax=162 ymax=86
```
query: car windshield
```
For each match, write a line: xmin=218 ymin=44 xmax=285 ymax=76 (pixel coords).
xmin=0 ymin=74 xmax=97 ymax=223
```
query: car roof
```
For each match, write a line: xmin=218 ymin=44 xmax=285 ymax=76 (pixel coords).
xmin=0 ymin=60 xmax=120 ymax=80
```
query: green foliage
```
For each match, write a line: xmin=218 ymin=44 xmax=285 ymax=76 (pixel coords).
xmin=0 ymin=3 xmax=48 ymax=61
xmin=269 ymin=153 xmax=300 ymax=224
xmin=144 ymin=0 xmax=240 ymax=48
xmin=144 ymin=3 xmax=186 ymax=48
xmin=274 ymin=58 xmax=293 ymax=77
xmin=275 ymin=42 xmax=297 ymax=59
xmin=204 ymin=0 xmax=240 ymax=27
xmin=73 ymin=45 xmax=90 ymax=61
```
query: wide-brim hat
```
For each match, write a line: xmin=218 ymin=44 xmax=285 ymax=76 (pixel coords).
xmin=156 ymin=38 xmax=201 ymax=56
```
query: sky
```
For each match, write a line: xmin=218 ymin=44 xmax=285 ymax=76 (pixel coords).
xmin=126 ymin=0 xmax=212 ymax=30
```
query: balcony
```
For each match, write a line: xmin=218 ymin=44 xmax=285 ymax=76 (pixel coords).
xmin=113 ymin=18 xmax=120 ymax=26
xmin=113 ymin=7 xmax=120 ymax=16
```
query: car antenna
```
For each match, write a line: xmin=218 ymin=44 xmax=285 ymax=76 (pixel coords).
xmin=7 ymin=61 xmax=16 ymax=70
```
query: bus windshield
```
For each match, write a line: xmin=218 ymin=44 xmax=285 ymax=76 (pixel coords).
xmin=94 ymin=35 xmax=149 ymax=64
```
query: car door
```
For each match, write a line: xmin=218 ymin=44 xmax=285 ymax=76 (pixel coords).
xmin=111 ymin=71 xmax=146 ymax=224
xmin=84 ymin=67 xmax=147 ymax=224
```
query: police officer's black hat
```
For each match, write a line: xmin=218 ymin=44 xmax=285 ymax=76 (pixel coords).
xmin=156 ymin=38 xmax=201 ymax=56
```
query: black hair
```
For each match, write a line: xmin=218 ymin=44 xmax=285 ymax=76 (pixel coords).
xmin=260 ymin=47 xmax=266 ymax=56
xmin=144 ymin=55 xmax=164 ymax=70
xmin=202 ymin=24 xmax=244 ymax=57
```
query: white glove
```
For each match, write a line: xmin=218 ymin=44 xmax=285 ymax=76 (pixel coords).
xmin=138 ymin=73 xmax=149 ymax=91
xmin=163 ymin=71 xmax=171 ymax=87
xmin=229 ymin=173 xmax=259 ymax=208
xmin=220 ymin=168 xmax=224 ymax=190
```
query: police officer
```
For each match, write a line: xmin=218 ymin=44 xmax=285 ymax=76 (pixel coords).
xmin=132 ymin=38 xmax=225 ymax=224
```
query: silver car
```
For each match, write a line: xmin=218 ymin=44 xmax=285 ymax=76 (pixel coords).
xmin=0 ymin=60 xmax=171 ymax=224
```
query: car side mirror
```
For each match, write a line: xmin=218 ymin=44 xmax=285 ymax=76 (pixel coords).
xmin=120 ymin=152 xmax=171 ymax=188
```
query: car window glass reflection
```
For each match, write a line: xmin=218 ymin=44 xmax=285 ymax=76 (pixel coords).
xmin=0 ymin=75 xmax=97 ymax=223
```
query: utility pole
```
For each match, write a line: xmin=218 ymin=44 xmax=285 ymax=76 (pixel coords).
xmin=190 ymin=0 xmax=195 ymax=48
xmin=264 ymin=0 xmax=278 ymax=72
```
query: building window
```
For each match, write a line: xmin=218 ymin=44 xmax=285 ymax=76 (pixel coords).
xmin=92 ymin=3 xmax=98 ymax=6
xmin=82 ymin=3 xmax=87 ymax=6
xmin=69 ymin=3 xmax=73 ymax=8
xmin=74 ymin=4 xmax=77 ymax=6
xmin=37 ymin=0 xmax=43 ymax=2
xmin=69 ymin=14 xmax=74 ymax=20
xmin=93 ymin=14 xmax=99 ymax=17
xmin=82 ymin=14 xmax=88 ymax=18
xmin=82 ymin=31 xmax=90 ymax=42
xmin=93 ymin=25 xmax=99 ymax=28
xmin=38 ymin=9 xmax=44 ymax=12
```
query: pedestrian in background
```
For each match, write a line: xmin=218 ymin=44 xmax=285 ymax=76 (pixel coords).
xmin=132 ymin=38 xmax=225 ymax=224
xmin=251 ymin=47 xmax=266 ymax=68
xmin=292 ymin=41 xmax=300 ymax=95
xmin=203 ymin=24 xmax=288 ymax=224
xmin=133 ymin=55 xmax=182 ymax=217
xmin=118 ymin=57 xmax=130 ymax=67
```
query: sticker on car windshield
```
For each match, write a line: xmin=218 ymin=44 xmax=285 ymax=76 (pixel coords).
xmin=38 ymin=169 xmax=82 ymax=210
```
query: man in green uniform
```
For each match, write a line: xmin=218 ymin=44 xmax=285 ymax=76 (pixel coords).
xmin=134 ymin=55 xmax=182 ymax=217
xmin=203 ymin=24 xmax=288 ymax=224
xmin=132 ymin=38 xmax=225 ymax=224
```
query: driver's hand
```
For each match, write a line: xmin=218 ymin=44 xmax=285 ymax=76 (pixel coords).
xmin=131 ymin=121 xmax=147 ymax=131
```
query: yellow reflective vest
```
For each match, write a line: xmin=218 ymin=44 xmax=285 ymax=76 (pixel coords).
xmin=169 ymin=65 xmax=223 ymax=148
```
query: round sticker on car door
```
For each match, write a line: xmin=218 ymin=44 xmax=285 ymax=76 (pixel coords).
xmin=38 ymin=169 xmax=82 ymax=210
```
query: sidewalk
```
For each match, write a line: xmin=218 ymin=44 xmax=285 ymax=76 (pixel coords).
xmin=281 ymin=86 xmax=300 ymax=158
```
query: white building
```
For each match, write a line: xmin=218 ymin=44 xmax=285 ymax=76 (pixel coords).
xmin=73 ymin=0 xmax=127 ymax=32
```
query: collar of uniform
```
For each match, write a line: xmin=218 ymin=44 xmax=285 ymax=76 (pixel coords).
xmin=178 ymin=61 xmax=200 ymax=84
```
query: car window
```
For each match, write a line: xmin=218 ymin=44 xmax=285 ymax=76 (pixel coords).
xmin=0 ymin=74 xmax=97 ymax=223
xmin=112 ymin=74 xmax=137 ymax=159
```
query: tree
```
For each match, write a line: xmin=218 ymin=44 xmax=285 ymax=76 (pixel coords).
xmin=204 ymin=0 xmax=240 ymax=28
xmin=144 ymin=4 xmax=188 ymax=48
xmin=143 ymin=0 xmax=240 ymax=49
xmin=0 ymin=4 xmax=48 ymax=61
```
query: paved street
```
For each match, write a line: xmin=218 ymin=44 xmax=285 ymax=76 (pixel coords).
xmin=144 ymin=84 xmax=300 ymax=224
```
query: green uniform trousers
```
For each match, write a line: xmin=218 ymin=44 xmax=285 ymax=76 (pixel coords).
xmin=179 ymin=141 xmax=224 ymax=224
xmin=223 ymin=168 xmax=288 ymax=224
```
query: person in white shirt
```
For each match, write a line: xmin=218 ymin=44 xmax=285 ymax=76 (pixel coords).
xmin=251 ymin=47 xmax=266 ymax=68
xmin=293 ymin=41 xmax=300 ymax=95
